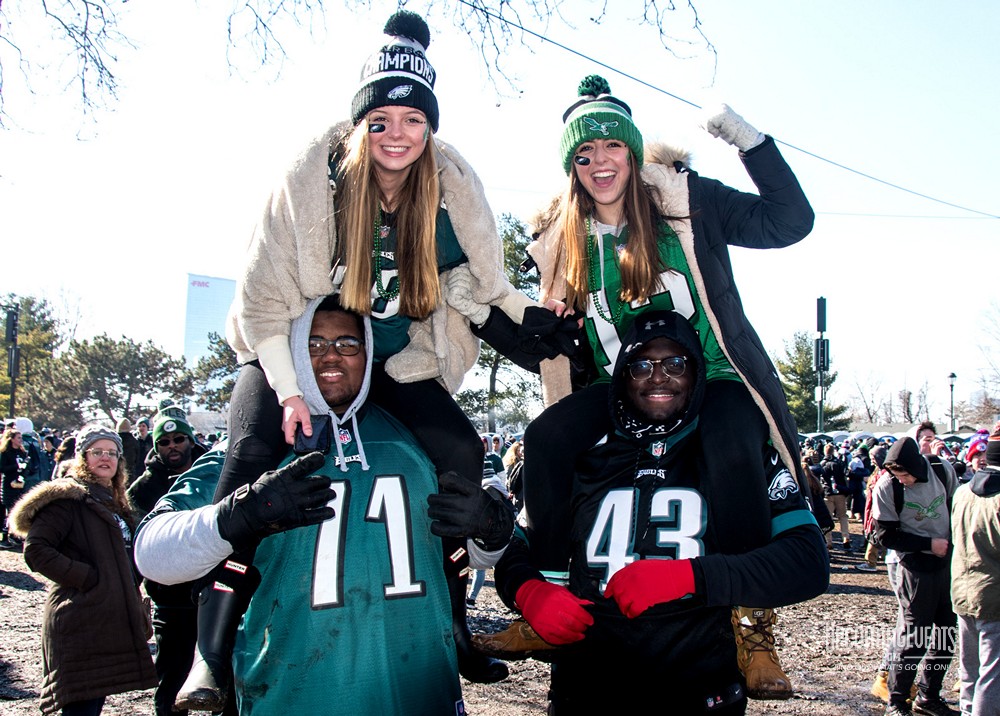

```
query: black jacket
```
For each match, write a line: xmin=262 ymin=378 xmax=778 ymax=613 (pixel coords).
xmin=127 ymin=443 xmax=207 ymax=606
xmin=496 ymin=312 xmax=827 ymax=701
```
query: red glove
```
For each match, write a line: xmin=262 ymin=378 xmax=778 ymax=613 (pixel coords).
xmin=603 ymin=559 xmax=695 ymax=618
xmin=515 ymin=579 xmax=594 ymax=645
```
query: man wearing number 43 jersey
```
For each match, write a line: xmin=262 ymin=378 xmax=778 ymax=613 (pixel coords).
xmin=494 ymin=311 xmax=829 ymax=714
xmin=134 ymin=295 xmax=510 ymax=715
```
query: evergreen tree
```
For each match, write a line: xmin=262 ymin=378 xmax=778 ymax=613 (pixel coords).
xmin=67 ymin=334 xmax=193 ymax=422
xmin=774 ymin=331 xmax=850 ymax=433
xmin=189 ymin=331 xmax=239 ymax=412
xmin=456 ymin=213 xmax=545 ymax=432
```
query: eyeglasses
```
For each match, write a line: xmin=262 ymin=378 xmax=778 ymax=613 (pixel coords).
xmin=626 ymin=356 xmax=688 ymax=381
xmin=156 ymin=435 xmax=189 ymax=448
xmin=86 ymin=449 xmax=121 ymax=460
xmin=308 ymin=335 xmax=362 ymax=358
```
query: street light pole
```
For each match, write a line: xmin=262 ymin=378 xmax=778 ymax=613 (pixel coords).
xmin=948 ymin=372 xmax=957 ymax=432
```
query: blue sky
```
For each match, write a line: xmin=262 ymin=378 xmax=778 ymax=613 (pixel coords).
xmin=1 ymin=1 xmax=997 ymax=425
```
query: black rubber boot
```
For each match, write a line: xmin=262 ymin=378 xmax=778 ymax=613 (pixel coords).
xmin=174 ymin=558 xmax=261 ymax=712
xmin=443 ymin=537 xmax=509 ymax=684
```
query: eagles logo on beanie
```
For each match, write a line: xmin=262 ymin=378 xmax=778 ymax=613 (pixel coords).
xmin=560 ymin=75 xmax=644 ymax=174
xmin=351 ymin=11 xmax=439 ymax=132
xmin=152 ymin=415 xmax=195 ymax=446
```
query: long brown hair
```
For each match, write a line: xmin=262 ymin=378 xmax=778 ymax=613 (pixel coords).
xmin=335 ymin=118 xmax=442 ymax=318
xmin=0 ymin=427 xmax=23 ymax=454
xmin=71 ymin=451 xmax=132 ymax=520
xmin=557 ymin=152 xmax=670 ymax=312
xmin=53 ymin=436 xmax=76 ymax=464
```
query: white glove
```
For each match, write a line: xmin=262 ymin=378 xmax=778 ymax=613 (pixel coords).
xmin=702 ymin=103 xmax=765 ymax=152
xmin=445 ymin=265 xmax=491 ymax=326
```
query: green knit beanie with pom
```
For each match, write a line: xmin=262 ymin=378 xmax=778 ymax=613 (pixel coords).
xmin=559 ymin=74 xmax=644 ymax=174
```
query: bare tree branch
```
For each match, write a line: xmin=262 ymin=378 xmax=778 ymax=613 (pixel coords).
xmin=1 ymin=0 xmax=713 ymax=125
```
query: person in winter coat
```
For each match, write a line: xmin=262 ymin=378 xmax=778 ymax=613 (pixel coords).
xmin=950 ymin=425 xmax=1000 ymax=716
xmin=8 ymin=424 xmax=156 ymax=715
xmin=478 ymin=74 xmax=814 ymax=699
xmin=135 ymin=419 xmax=154 ymax=477
xmin=492 ymin=311 xmax=827 ymax=714
xmin=15 ymin=418 xmax=45 ymax=491
xmin=820 ymin=442 xmax=853 ymax=550
xmin=174 ymin=10 xmax=534 ymax=709
xmin=117 ymin=418 xmax=141 ymax=486
xmin=126 ymin=413 xmax=213 ymax=716
xmin=1 ymin=426 xmax=28 ymax=548
xmin=50 ymin=436 xmax=76 ymax=481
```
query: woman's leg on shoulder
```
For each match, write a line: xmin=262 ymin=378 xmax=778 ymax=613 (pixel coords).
xmin=522 ymin=383 xmax=611 ymax=574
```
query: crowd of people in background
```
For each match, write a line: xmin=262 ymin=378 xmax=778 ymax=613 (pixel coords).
xmin=0 ymin=409 xmax=224 ymax=552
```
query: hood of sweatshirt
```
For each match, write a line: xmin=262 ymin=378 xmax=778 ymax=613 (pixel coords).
xmin=969 ymin=466 xmax=1000 ymax=497
xmin=290 ymin=296 xmax=375 ymax=472
xmin=609 ymin=310 xmax=706 ymax=447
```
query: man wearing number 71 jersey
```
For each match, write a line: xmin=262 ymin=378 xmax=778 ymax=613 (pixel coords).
xmin=133 ymin=295 xmax=507 ymax=716
xmin=494 ymin=311 xmax=829 ymax=714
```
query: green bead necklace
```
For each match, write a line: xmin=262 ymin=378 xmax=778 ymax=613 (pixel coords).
xmin=372 ymin=209 xmax=400 ymax=301
xmin=586 ymin=216 xmax=626 ymax=324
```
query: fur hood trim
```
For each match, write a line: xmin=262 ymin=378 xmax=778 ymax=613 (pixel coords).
xmin=8 ymin=478 xmax=90 ymax=538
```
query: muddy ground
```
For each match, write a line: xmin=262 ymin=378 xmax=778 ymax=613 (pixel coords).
xmin=0 ymin=531 xmax=959 ymax=715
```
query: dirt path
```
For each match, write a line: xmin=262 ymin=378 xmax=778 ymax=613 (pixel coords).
xmin=0 ymin=534 xmax=959 ymax=715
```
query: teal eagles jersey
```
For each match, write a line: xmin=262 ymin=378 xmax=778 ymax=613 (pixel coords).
xmin=161 ymin=410 xmax=464 ymax=716
xmin=585 ymin=224 xmax=738 ymax=384
xmin=370 ymin=207 xmax=467 ymax=361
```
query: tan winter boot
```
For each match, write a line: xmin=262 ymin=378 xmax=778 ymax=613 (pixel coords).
xmin=472 ymin=618 xmax=559 ymax=662
xmin=732 ymin=607 xmax=793 ymax=700
xmin=871 ymin=670 xmax=890 ymax=702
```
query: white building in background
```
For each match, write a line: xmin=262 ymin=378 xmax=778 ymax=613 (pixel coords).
xmin=183 ymin=274 xmax=236 ymax=366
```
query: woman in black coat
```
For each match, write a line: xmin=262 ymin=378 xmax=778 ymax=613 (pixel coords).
xmin=9 ymin=425 xmax=156 ymax=715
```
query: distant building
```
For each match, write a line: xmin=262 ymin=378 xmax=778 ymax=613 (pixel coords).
xmin=183 ymin=273 xmax=236 ymax=367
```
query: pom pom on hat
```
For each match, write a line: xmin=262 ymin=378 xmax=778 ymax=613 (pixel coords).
xmin=351 ymin=10 xmax=439 ymax=131
xmin=559 ymin=74 xmax=644 ymax=174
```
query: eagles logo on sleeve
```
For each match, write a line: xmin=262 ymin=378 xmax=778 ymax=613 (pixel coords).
xmin=768 ymin=469 xmax=799 ymax=501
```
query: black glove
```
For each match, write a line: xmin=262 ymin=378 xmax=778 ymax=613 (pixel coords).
xmin=517 ymin=306 xmax=582 ymax=359
xmin=216 ymin=451 xmax=334 ymax=553
xmin=427 ymin=471 xmax=515 ymax=551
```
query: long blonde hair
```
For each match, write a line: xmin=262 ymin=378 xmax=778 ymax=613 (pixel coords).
xmin=71 ymin=452 xmax=133 ymax=521
xmin=557 ymin=152 xmax=670 ymax=312
xmin=335 ymin=119 xmax=442 ymax=318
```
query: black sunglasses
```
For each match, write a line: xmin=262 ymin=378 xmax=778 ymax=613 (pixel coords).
xmin=156 ymin=435 xmax=189 ymax=448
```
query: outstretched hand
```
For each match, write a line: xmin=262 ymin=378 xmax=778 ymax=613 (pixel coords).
xmin=216 ymin=452 xmax=335 ymax=553
xmin=603 ymin=559 xmax=695 ymax=618
xmin=701 ymin=104 xmax=765 ymax=152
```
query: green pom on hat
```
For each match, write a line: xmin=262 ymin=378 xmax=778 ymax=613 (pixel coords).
xmin=577 ymin=74 xmax=611 ymax=97
xmin=559 ymin=74 xmax=643 ymax=174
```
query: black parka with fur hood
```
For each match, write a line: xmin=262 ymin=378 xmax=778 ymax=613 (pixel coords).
xmin=9 ymin=476 xmax=156 ymax=714
xmin=529 ymin=137 xmax=814 ymax=488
